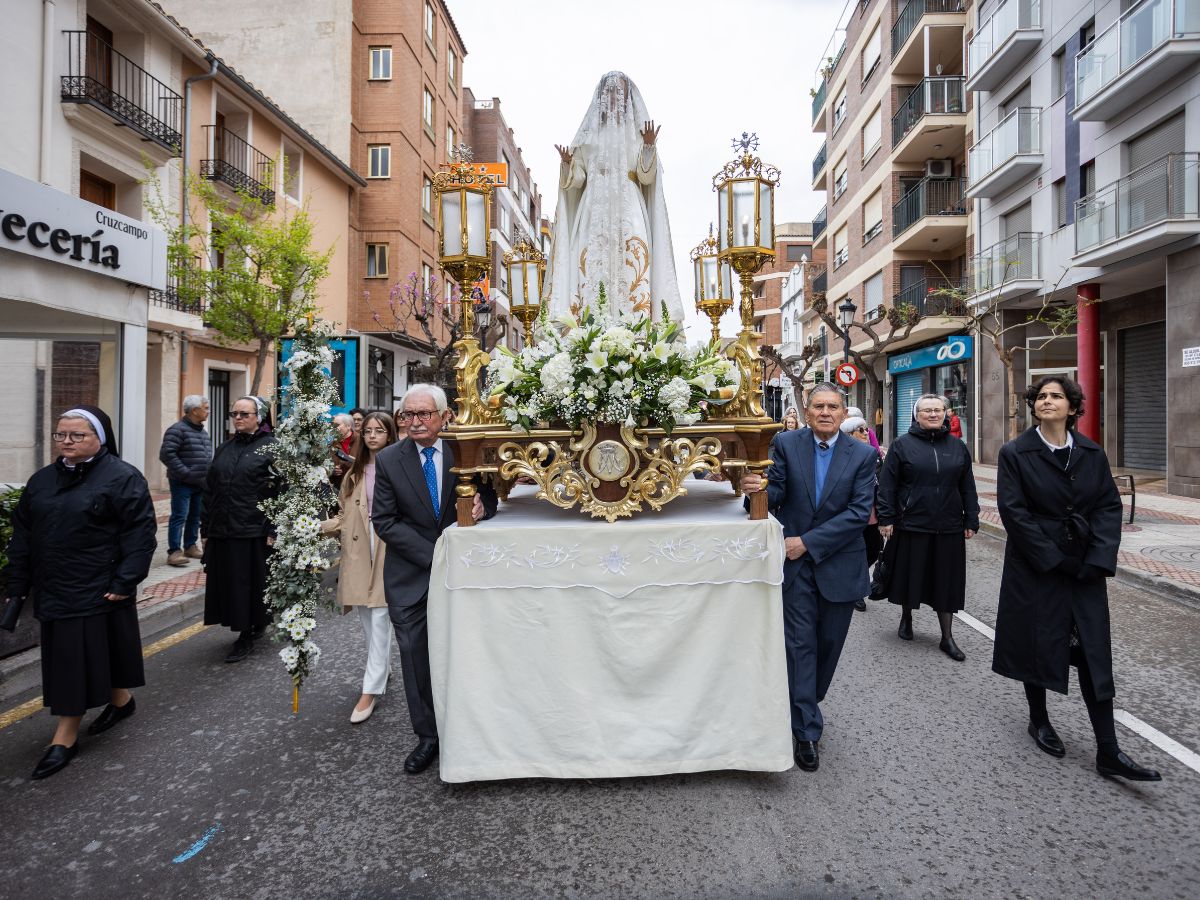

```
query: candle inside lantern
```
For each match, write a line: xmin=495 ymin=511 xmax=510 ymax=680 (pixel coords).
xmin=741 ymin=215 xmax=750 ymax=244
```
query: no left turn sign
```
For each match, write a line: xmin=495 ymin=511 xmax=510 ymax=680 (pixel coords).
xmin=835 ymin=363 xmax=859 ymax=387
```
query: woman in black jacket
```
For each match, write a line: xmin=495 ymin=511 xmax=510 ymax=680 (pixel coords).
xmin=2 ymin=406 xmax=157 ymax=779
xmin=876 ymin=394 xmax=979 ymax=661
xmin=202 ymin=396 xmax=281 ymax=663
xmin=993 ymin=377 xmax=1160 ymax=781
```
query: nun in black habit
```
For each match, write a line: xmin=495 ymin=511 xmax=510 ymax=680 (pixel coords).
xmin=1 ymin=405 xmax=157 ymax=779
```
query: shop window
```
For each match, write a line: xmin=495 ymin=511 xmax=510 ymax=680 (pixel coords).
xmin=368 ymin=345 xmax=395 ymax=409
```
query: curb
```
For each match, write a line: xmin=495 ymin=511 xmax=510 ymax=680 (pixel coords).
xmin=977 ymin=521 xmax=1200 ymax=611
xmin=0 ymin=587 xmax=207 ymax=706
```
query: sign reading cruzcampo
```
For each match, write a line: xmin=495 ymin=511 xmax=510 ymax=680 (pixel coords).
xmin=887 ymin=335 xmax=973 ymax=374
xmin=0 ymin=167 xmax=166 ymax=289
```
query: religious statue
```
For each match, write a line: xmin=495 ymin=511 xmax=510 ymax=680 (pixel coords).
xmin=547 ymin=71 xmax=684 ymax=322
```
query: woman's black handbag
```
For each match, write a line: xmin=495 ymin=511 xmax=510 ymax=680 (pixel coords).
xmin=868 ymin=539 xmax=893 ymax=600
xmin=0 ymin=595 xmax=26 ymax=632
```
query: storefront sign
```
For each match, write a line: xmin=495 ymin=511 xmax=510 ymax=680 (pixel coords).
xmin=888 ymin=335 xmax=973 ymax=375
xmin=0 ymin=167 xmax=166 ymax=289
xmin=1183 ymin=346 xmax=1200 ymax=368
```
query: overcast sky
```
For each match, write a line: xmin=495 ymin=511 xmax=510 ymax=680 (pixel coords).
xmin=450 ymin=0 xmax=843 ymax=338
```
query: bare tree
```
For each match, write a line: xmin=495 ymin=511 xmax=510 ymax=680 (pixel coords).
xmin=760 ymin=341 xmax=821 ymax=409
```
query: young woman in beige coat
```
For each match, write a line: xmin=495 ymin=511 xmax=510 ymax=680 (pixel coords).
xmin=322 ymin=411 xmax=397 ymax=722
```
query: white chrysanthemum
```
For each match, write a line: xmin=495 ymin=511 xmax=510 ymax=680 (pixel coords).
xmin=279 ymin=645 xmax=300 ymax=670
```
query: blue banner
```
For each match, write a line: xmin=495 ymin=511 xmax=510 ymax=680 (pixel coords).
xmin=887 ymin=335 xmax=973 ymax=375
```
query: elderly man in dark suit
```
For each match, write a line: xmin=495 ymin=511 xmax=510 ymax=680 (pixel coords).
xmin=372 ymin=383 xmax=497 ymax=774
xmin=743 ymin=382 xmax=877 ymax=772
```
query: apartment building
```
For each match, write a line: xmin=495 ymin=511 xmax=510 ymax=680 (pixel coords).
xmin=966 ymin=0 xmax=1200 ymax=497
xmin=757 ymin=223 xmax=821 ymax=417
xmin=168 ymin=0 xmax=468 ymax=406
xmin=463 ymin=88 xmax=544 ymax=352
xmin=0 ymin=0 xmax=360 ymax=487
xmin=811 ymin=0 xmax=974 ymax=443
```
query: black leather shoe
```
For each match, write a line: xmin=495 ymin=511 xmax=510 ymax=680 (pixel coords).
xmin=224 ymin=635 xmax=253 ymax=664
xmin=1027 ymin=721 xmax=1066 ymax=758
xmin=794 ymin=739 xmax=819 ymax=772
xmin=854 ymin=599 xmax=867 ymax=612
xmin=1097 ymin=750 xmax=1162 ymax=782
xmin=87 ymin=696 xmax=136 ymax=736
xmin=31 ymin=743 xmax=77 ymax=780
xmin=939 ymin=636 xmax=966 ymax=661
xmin=898 ymin=616 xmax=913 ymax=641
xmin=404 ymin=738 xmax=439 ymax=774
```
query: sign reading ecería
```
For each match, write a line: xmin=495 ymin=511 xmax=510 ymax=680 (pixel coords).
xmin=0 ymin=167 xmax=165 ymax=289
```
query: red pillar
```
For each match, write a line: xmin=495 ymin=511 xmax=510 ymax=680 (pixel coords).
xmin=1076 ymin=284 xmax=1101 ymax=441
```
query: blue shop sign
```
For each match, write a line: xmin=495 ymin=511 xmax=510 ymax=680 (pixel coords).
xmin=887 ymin=335 xmax=973 ymax=374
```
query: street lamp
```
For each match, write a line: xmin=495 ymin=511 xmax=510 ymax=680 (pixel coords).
xmin=690 ymin=225 xmax=735 ymax=344
xmin=502 ymin=239 xmax=546 ymax=344
xmin=838 ymin=297 xmax=856 ymax=363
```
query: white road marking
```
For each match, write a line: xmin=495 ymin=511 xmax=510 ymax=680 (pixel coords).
xmin=955 ymin=611 xmax=1200 ymax=775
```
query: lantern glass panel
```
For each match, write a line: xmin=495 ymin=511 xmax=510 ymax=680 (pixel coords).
xmin=702 ymin=256 xmax=719 ymax=300
xmin=693 ymin=257 xmax=703 ymax=302
xmin=510 ymin=261 xmax=525 ymax=305
xmin=466 ymin=191 xmax=486 ymax=257
xmin=720 ymin=259 xmax=734 ymax=297
xmin=525 ymin=261 xmax=542 ymax=302
xmin=759 ymin=181 xmax=773 ymax=250
xmin=441 ymin=191 xmax=463 ymax=256
xmin=718 ymin=184 xmax=731 ymax=253
xmin=732 ymin=181 xmax=756 ymax=248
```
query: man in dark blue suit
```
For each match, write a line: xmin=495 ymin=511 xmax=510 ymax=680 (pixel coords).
xmin=743 ymin=383 xmax=876 ymax=771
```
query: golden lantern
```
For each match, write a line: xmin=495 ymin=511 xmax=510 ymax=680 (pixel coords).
xmin=690 ymin=226 xmax=735 ymax=344
xmin=502 ymin=239 xmax=546 ymax=344
xmin=434 ymin=156 xmax=493 ymax=335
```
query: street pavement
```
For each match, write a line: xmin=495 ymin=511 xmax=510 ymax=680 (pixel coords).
xmin=1 ymin=534 xmax=1198 ymax=899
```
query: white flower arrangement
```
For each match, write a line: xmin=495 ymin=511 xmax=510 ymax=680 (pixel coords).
xmin=259 ymin=318 xmax=341 ymax=694
xmin=486 ymin=285 xmax=736 ymax=432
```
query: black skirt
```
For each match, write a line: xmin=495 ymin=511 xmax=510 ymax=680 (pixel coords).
xmin=41 ymin=604 xmax=145 ymax=717
xmin=204 ymin=537 xmax=273 ymax=633
xmin=885 ymin=529 xmax=967 ymax=613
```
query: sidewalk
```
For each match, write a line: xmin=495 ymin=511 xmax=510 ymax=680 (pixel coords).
xmin=973 ymin=463 xmax=1200 ymax=606
xmin=0 ymin=492 xmax=208 ymax=703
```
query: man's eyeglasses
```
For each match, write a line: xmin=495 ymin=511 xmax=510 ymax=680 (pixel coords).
xmin=229 ymin=411 xmax=256 ymax=419
xmin=51 ymin=432 xmax=93 ymax=443
xmin=396 ymin=410 xmax=439 ymax=423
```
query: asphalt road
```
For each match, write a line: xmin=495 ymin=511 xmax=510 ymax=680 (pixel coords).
xmin=1 ymin=534 xmax=1198 ymax=899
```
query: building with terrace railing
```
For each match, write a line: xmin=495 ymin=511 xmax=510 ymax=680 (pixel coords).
xmin=966 ymin=0 xmax=1200 ymax=496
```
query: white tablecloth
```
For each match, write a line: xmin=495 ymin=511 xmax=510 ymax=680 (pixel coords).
xmin=427 ymin=480 xmax=793 ymax=782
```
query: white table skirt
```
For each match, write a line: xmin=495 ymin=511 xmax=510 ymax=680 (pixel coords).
xmin=427 ymin=480 xmax=793 ymax=782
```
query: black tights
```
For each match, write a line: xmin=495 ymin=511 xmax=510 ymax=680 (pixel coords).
xmin=900 ymin=607 xmax=956 ymax=640
xmin=1024 ymin=647 xmax=1118 ymax=755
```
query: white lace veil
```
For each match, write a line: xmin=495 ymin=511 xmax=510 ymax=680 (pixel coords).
xmin=548 ymin=72 xmax=683 ymax=322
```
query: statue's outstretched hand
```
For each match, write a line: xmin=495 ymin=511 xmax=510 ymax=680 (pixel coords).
xmin=555 ymin=144 xmax=573 ymax=165
xmin=641 ymin=120 xmax=660 ymax=147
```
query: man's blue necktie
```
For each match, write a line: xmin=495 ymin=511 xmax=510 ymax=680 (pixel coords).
xmin=814 ymin=441 xmax=831 ymax=502
xmin=422 ymin=446 xmax=441 ymax=519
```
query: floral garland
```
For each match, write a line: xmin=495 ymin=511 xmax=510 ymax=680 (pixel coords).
xmin=486 ymin=285 xmax=736 ymax=432
xmin=259 ymin=318 xmax=341 ymax=705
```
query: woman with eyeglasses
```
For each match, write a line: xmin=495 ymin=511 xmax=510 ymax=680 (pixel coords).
xmin=876 ymin=393 xmax=979 ymax=661
xmin=201 ymin=397 xmax=281 ymax=663
xmin=321 ymin=411 xmax=398 ymax=722
xmin=992 ymin=377 xmax=1160 ymax=782
xmin=2 ymin=406 xmax=157 ymax=779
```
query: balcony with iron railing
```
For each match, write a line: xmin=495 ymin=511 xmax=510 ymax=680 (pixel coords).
xmin=811 ymin=268 xmax=828 ymax=296
xmin=967 ymin=0 xmax=1043 ymax=92
xmin=892 ymin=276 xmax=969 ymax=318
xmin=892 ymin=176 xmax=968 ymax=251
xmin=1075 ymin=0 xmax=1200 ymax=121
xmin=812 ymin=28 xmax=847 ymax=131
xmin=149 ymin=266 xmax=208 ymax=317
xmin=60 ymin=30 xmax=182 ymax=153
xmin=966 ymin=107 xmax=1042 ymax=199
xmin=891 ymin=0 xmax=966 ymax=74
xmin=812 ymin=142 xmax=828 ymax=186
xmin=201 ymin=126 xmax=276 ymax=205
xmin=1075 ymin=153 xmax=1200 ymax=265
xmin=813 ymin=205 xmax=828 ymax=242
xmin=812 ymin=78 xmax=828 ymax=129
xmin=970 ymin=232 xmax=1042 ymax=299
xmin=891 ymin=77 xmax=967 ymax=163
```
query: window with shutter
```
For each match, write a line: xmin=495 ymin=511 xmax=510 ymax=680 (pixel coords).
xmin=863 ymin=189 xmax=883 ymax=243
xmin=834 ymin=226 xmax=849 ymax=269
xmin=864 ymin=271 xmax=883 ymax=317
xmin=833 ymin=157 xmax=848 ymax=200
xmin=1053 ymin=178 xmax=1067 ymax=228
xmin=1004 ymin=202 xmax=1032 ymax=238
xmin=862 ymin=106 xmax=882 ymax=162
xmin=861 ymin=25 xmax=881 ymax=82
xmin=833 ymin=88 xmax=848 ymax=131
xmin=1128 ymin=113 xmax=1185 ymax=171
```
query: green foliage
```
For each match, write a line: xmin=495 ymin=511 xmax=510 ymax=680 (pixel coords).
xmin=0 ymin=486 xmax=24 ymax=576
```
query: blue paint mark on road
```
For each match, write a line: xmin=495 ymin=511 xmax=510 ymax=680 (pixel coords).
xmin=172 ymin=823 xmax=222 ymax=863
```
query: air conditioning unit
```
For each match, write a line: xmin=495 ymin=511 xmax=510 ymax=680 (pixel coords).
xmin=925 ymin=159 xmax=953 ymax=178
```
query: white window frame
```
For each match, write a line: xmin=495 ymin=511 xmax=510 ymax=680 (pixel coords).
xmin=863 ymin=188 xmax=883 ymax=244
xmin=862 ymin=106 xmax=882 ymax=164
xmin=424 ymin=2 xmax=436 ymax=45
xmin=367 ymin=243 xmax=389 ymax=278
xmin=423 ymin=88 xmax=434 ymax=131
xmin=833 ymin=157 xmax=848 ymax=201
xmin=422 ymin=175 xmax=433 ymax=217
xmin=448 ymin=48 xmax=458 ymax=92
xmin=861 ymin=24 xmax=881 ymax=84
xmin=368 ymin=144 xmax=391 ymax=179
xmin=833 ymin=87 xmax=848 ymax=132
xmin=446 ymin=123 xmax=456 ymax=159
xmin=833 ymin=226 xmax=849 ymax=269
xmin=369 ymin=46 xmax=392 ymax=81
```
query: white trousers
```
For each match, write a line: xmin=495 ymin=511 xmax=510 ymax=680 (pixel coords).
xmin=357 ymin=605 xmax=392 ymax=695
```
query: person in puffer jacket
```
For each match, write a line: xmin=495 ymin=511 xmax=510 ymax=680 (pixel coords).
xmin=158 ymin=394 xmax=213 ymax=566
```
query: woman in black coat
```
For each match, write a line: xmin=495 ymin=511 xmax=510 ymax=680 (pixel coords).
xmin=2 ymin=406 xmax=157 ymax=779
xmin=202 ymin=396 xmax=281 ymax=663
xmin=876 ymin=394 xmax=979 ymax=661
xmin=993 ymin=376 xmax=1160 ymax=781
